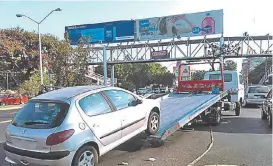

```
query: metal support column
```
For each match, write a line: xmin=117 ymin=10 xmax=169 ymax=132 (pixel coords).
xmin=219 ymin=35 xmax=225 ymax=90
xmin=111 ymin=65 xmax=115 ymax=87
xmin=103 ymin=45 xmax=107 ymax=86
xmin=110 ymin=49 xmax=115 ymax=87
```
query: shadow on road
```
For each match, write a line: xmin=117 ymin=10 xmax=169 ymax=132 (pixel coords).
xmin=192 ymin=116 xmax=272 ymax=135
xmin=114 ymin=133 xmax=149 ymax=152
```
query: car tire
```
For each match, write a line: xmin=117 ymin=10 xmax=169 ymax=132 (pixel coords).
xmin=72 ymin=145 xmax=99 ymax=166
xmin=261 ymin=108 xmax=267 ymax=120
xmin=146 ymin=111 xmax=160 ymax=135
xmin=1 ymin=102 xmax=5 ymax=106
xmin=242 ymin=100 xmax=248 ymax=108
xmin=268 ymin=113 xmax=272 ymax=128
xmin=235 ymin=102 xmax=241 ymax=116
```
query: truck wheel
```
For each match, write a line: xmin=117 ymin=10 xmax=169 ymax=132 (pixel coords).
xmin=235 ymin=102 xmax=241 ymax=116
xmin=72 ymin=145 xmax=98 ymax=166
xmin=211 ymin=107 xmax=221 ymax=126
xmin=146 ymin=111 xmax=160 ymax=135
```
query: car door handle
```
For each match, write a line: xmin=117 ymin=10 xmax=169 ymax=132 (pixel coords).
xmin=92 ymin=124 xmax=99 ymax=127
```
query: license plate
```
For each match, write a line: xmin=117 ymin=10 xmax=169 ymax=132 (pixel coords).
xmin=11 ymin=138 xmax=37 ymax=149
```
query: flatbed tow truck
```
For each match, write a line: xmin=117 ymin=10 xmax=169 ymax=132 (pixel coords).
xmin=148 ymin=61 xmax=234 ymax=145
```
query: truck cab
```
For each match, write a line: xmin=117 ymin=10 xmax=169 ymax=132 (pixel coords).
xmin=203 ymin=70 xmax=244 ymax=116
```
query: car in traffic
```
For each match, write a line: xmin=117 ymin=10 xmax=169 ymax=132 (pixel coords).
xmin=243 ymin=85 xmax=270 ymax=107
xmin=0 ymin=94 xmax=28 ymax=106
xmin=4 ymin=86 xmax=161 ymax=166
xmin=261 ymin=89 xmax=272 ymax=128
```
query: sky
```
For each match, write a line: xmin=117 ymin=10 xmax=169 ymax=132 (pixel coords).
xmin=0 ymin=0 xmax=272 ymax=72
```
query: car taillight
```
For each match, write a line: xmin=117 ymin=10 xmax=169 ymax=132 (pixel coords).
xmin=46 ymin=129 xmax=75 ymax=146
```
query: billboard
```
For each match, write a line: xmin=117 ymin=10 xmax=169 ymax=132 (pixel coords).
xmin=65 ymin=20 xmax=135 ymax=45
xmin=136 ymin=9 xmax=223 ymax=41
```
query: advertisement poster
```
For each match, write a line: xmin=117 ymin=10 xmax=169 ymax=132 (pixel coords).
xmin=65 ymin=20 xmax=135 ymax=45
xmin=136 ymin=9 xmax=223 ymax=41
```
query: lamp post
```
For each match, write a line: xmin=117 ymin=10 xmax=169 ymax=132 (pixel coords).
xmin=16 ymin=8 xmax=61 ymax=85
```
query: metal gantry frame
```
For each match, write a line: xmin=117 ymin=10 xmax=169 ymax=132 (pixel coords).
xmin=86 ymin=34 xmax=272 ymax=86
xmin=87 ymin=34 xmax=272 ymax=65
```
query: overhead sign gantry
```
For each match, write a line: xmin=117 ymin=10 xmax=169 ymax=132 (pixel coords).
xmin=65 ymin=9 xmax=272 ymax=86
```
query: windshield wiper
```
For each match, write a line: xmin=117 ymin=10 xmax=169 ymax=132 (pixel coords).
xmin=24 ymin=121 xmax=49 ymax=125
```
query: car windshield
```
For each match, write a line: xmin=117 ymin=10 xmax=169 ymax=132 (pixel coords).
xmin=248 ymin=86 xmax=269 ymax=93
xmin=11 ymin=101 xmax=70 ymax=129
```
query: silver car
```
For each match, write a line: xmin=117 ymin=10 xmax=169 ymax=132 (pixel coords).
xmin=243 ymin=85 xmax=270 ymax=107
xmin=4 ymin=86 xmax=161 ymax=166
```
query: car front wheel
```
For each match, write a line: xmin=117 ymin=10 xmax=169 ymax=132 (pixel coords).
xmin=146 ymin=111 xmax=160 ymax=135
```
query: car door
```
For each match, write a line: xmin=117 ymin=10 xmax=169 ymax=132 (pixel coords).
xmin=103 ymin=89 xmax=146 ymax=138
xmin=76 ymin=92 xmax=122 ymax=146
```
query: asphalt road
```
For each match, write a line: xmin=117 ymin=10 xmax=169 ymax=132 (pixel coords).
xmin=0 ymin=107 xmax=271 ymax=166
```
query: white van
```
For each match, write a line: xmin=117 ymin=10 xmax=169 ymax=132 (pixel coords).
xmin=203 ymin=70 xmax=245 ymax=115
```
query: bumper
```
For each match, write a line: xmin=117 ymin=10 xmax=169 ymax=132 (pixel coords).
xmin=245 ymin=99 xmax=265 ymax=105
xmin=4 ymin=144 xmax=76 ymax=166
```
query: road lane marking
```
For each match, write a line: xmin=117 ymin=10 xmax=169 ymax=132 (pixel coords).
xmin=187 ymin=125 xmax=214 ymax=166
xmin=0 ymin=120 xmax=12 ymax=124
xmin=205 ymin=165 xmax=239 ymax=166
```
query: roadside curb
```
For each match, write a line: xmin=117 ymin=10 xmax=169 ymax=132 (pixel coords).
xmin=0 ymin=105 xmax=24 ymax=111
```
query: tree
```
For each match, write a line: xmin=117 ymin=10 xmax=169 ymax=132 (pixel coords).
xmin=248 ymin=58 xmax=272 ymax=84
xmin=0 ymin=28 xmax=92 ymax=89
xmin=191 ymin=70 xmax=206 ymax=80
xmin=205 ymin=42 xmax=240 ymax=71
xmin=224 ymin=60 xmax=237 ymax=71
xmin=94 ymin=62 xmax=174 ymax=90
xmin=18 ymin=70 xmax=50 ymax=95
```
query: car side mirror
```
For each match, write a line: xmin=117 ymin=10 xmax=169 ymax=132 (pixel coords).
xmin=137 ymin=99 xmax=143 ymax=104
xmin=130 ymin=100 xmax=138 ymax=107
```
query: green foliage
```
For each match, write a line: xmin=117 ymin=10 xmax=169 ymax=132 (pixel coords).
xmin=18 ymin=70 xmax=50 ymax=95
xmin=0 ymin=28 xmax=91 ymax=89
xmin=191 ymin=70 xmax=206 ymax=80
xmin=224 ymin=60 xmax=237 ymax=71
xmin=95 ymin=63 xmax=174 ymax=90
xmin=248 ymin=58 xmax=272 ymax=84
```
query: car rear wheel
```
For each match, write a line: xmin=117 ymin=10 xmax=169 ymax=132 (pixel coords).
xmin=72 ymin=145 xmax=98 ymax=166
xmin=268 ymin=113 xmax=272 ymax=128
xmin=146 ymin=111 xmax=160 ymax=135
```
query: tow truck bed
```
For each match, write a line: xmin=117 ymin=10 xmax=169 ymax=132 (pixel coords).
xmin=153 ymin=91 xmax=227 ymax=140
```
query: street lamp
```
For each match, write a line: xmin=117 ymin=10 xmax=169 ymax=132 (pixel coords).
xmin=16 ymin=8 xmax=61 ymax=85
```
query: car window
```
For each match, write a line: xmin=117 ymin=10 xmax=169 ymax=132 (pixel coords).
xmin=209 ymin=74 xmax=232 ymax=82
xmin=248 ymin=86 xmax=269 ymax=93
xmin=12 ymin=101 xmax=69 ymax=129
xmin=104 ymin=90 xmax=136 ymax=110
xmin=79 ymin=93 xmax=111 ymax=116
